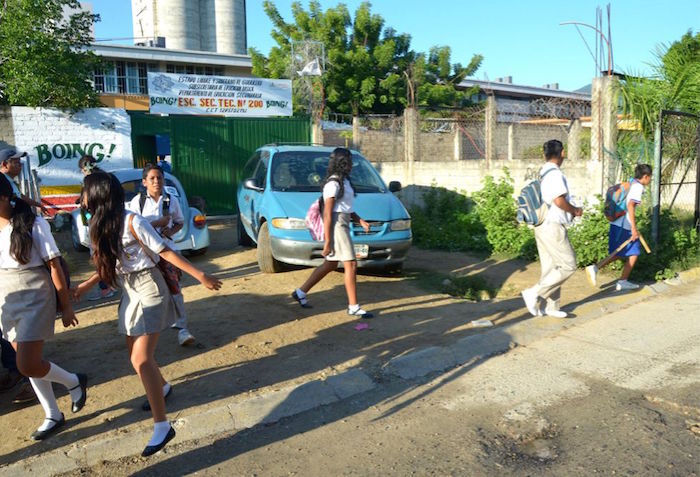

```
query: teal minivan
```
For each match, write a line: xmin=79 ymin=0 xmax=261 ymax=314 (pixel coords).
xmin=237 ymin=145 xmax=412 ymax=273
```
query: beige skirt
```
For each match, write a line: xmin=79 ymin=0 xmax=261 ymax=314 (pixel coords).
xmin=326 ymin=212 xmax=356 ymax=262
xmin=117 ymin=267 xmax=177 ymax=336
xmin=0 ymin=266 xmax=56 ymax=342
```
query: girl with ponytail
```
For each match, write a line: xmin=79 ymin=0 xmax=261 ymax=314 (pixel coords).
xmin=72 ymin=172 xmax=222 ymax=457
xmin=0 ymin=173 xmax=87 ymax=441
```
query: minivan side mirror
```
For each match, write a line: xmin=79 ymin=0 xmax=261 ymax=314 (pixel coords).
xmin=389 ymin=181 xmax=402 ymax=192
xmin=243 ymin=178 xmax=263 ymax=191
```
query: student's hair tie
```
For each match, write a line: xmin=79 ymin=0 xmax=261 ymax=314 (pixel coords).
xmin=9 ymin=198 xmax=16 ymax=208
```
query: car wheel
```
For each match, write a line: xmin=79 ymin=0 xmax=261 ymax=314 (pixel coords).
xmin=256 ymin=222 xmax=284 ymax=273
xmin=71 ymin=219 xmax=88 ymax=252
xmin=237 ymin=213 xmax=253 ymax=246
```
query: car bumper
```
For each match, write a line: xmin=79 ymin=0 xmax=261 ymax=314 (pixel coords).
xmin=270 ymin=236 xmax=412 ymax=268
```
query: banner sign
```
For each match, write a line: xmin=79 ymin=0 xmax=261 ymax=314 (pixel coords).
xmin=148 ymin=72 xmax=293 ymax=117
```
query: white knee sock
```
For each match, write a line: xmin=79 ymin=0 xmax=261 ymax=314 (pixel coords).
xmin=29 ymin=377 xmax=62 ymax=430
xmin=43 ymin=362 xmax=81 ymax=401
xmin=162 ymin=382 xmax=171 ymax=396
xmin=147 ymin=420 xmax=172 ymax=446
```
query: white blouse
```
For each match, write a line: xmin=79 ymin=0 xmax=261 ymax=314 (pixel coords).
xmin=0 ymin=216 xmax=61 ymax=269
xmin=126 ymin=190 xmax=184 ymax=249
xmin=117 ymin=212 xmax=166 ymax=275
xmin=323 ymin=178 xmax=354 ymax=213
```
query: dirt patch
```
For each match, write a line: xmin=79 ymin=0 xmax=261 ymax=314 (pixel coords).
xmin=0 ymin=221 xmax=633 ymax=464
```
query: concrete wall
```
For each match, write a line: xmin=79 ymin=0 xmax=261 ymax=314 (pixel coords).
xmin=374 ymin=158 xmax=603 ymax=210
xmin=0 ymin=107 xmax=14 ymax=149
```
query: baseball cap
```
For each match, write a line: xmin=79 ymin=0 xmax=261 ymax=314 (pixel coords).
xmin=0 ymin=148 xmax=27 ymax=163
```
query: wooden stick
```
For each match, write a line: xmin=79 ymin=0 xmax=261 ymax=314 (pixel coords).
xmin=596 ymin=237 xmax=633 ymax=270
xmin=638 ymin=232 xmax=652 ymax=254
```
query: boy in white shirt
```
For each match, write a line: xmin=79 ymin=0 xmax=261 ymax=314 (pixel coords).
xmin=522 ymin=140 xmax=583 ymax=318
xmin=586 ymin=164 xmax=652 ymax=291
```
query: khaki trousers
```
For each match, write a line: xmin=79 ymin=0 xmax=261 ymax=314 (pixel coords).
xmin=532 ymin=222 xmax=577 ymax=309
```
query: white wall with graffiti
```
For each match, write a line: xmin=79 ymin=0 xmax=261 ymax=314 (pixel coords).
xmin=3 ymin=107 xmax=133 ymax=211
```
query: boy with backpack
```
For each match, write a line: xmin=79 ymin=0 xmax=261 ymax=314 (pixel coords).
xmin=521 ymin=140 xmax=583 ymax=318
xmin=586 ymin=163 xmax=652 ymax=291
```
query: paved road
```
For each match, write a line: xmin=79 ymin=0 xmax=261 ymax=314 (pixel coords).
xmin=69 ymin=281 xmax=700 ymax=476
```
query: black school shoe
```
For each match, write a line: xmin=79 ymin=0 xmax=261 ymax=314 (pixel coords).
xmin=30 ymin=414 xmax=65 ymax=441
xmin=142 ymin=385 xmax=173 ymax=411
xmin=141 ymin=426 xmax=176 ymax=457
xmin=70 ymin=373 xmax=88 ymax=413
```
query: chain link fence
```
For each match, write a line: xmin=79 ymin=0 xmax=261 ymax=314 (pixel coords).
xmin=659 ymin=111 xmax=699 ymax=216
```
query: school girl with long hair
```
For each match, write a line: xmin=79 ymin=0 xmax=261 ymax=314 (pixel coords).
xmin=72 ymin=172 xmax=222 ymax=456
xmin=0 ymin=173 xmax=87 ymax=441
xmin=292 ymin=147 xmax=374 ymax=318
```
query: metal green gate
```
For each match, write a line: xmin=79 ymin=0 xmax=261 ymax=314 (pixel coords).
xmin=129 ymin=113 xmax=310 ymax=214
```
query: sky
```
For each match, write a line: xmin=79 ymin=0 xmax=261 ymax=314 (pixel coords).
xmin=89 ymin=0 xmax=699 ymax=91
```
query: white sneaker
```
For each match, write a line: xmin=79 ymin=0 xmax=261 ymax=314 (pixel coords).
xmin=544 ymin=307 xmax=568 ymax=318
xmin=615 ymin=280 xmax=640 ymax=291
xmin=521 ymin=288 xmax=539 ymax=316
xmin=177 ymin=329 xmax=195 ymax=346
xmin=585 ymin=264 xmax=598 ymax=287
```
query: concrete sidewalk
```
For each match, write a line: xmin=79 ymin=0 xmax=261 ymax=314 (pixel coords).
xmin=5 ymin=261 xmax=698 ymax=476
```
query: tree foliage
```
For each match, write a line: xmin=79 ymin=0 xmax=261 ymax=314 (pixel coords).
xmin=0 ymin=0 xmax=101 ymax=109
xmin=251 ymin=1 xmax=482 ymax=116
xmin=620 ymin=30 xmax=700 ymax=139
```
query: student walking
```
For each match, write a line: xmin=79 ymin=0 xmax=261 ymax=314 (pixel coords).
xmin=0 ymin=173 xmax=86 ymax=440
xmin=72 ymin=172 xmax=221 ymax=457
xmin=126 ymin=163 xmax=194 ymax=346
xmin=292 ymin=148 xmax=374 ymax=318
xmin=521 ymin=140 xmax=583 ymax=318
xmin=586 ymin=164 xmax=652 ymax=290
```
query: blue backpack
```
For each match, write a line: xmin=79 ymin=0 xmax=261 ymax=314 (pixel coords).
xmin=516 ymin=169 xmax=555 ymax=227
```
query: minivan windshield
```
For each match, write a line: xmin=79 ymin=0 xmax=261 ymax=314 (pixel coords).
xmin=270 ymin=151 xmax=386 ymax=193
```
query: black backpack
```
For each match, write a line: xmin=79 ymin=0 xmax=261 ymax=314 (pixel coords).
xmin=139 ymin=191 xmax=170 ymax=215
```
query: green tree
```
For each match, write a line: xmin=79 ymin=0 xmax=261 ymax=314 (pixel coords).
xmin=414 ymin=46 xmax=482 ymax=110
xmin=621 ymin=30 xmax=700 ymax=139
xmin=0 ymin=0 xmax=101 ymax=109
xmin=250 ymin=1 xmax=413 ymax=116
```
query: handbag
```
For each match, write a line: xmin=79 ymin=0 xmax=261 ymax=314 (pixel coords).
xmin=45 ymin=256 xmax=71 ymax=315
xmin=128 ymin=214 xmax=181 ymax=295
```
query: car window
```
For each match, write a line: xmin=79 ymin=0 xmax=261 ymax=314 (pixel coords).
xmin=242 ymin=152 xmax=260 ymax=179
xmin=253 ymin=155 xmax=268 ymax=189
xmin=122 ymin=179 xmax=179 ymax=202
xmin=269 ymin=151 xmax=386 ymax=193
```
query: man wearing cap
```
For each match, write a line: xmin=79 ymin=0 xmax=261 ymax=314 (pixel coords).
xmin=0 ymin=148 xmax=48 ymax=214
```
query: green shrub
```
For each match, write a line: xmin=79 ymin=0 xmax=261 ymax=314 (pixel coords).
xmin=409 ymin=185 xmax=490 ymax=253
xmin=568 ymin=198 xmax=611 ymax=268
xmin=472 ymin=170 xmax=536 ymax=259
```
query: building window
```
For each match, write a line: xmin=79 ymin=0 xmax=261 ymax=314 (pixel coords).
xmin=165 ymin=63 xmax=224 ymax=76
xmin=93 ymin=61 xmax=150 ymax=94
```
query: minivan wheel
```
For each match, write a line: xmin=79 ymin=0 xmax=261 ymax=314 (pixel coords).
xmin=256 ymin=222 xmax=284 ymax=273
xmin=237 ymin=213 xmax=253 ymax=246
xmin=71 ymin=219 xmax=88 ymax=252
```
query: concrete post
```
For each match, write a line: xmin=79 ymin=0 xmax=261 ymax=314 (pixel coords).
xmin=403 ymin=107 xmax=418 ymax=187
xmin=352 ymin=116 xmax=360 ymax=150
xmin=651 ymin=122 xmax=662 ymax=247
xmin=485 ymin=95 xmax=496 ymax=165
xmin=311 ymin=120 xmax=324 ymax=145
xmin=453 ymin=123 xmax=463 ymax=161
xmin=507 ymin=124 xmax=514 ymax=161
xmin=568 ymin=119 xmax=581 ymax=162
xmin=591 ymin=76 xmax=620 ymax=191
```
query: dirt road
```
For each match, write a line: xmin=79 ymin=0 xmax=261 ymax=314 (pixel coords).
xmin=1 ymin=220 xmax=629 ymax=467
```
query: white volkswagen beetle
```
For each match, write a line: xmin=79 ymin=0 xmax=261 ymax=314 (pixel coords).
xmin=70 ymin=169 xmax=210 ymax=255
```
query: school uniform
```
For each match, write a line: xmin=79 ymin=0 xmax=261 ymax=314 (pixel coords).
xmin=323 ymin=177 xmax=356 ymax=262
xmin=609 ymin=180 xmax=644 ymax=257
xmin=118 ymin=212 xmax=176 ymax=336
xmin=0 ymin=217 xmax=61 ymax=342
xmin=126 ymin=192 xmax=188 ymax=329
xmin=530 ymin=162 xmax=577 ymax=308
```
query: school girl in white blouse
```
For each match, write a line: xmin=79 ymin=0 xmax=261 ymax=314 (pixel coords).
xmin=292 ymin=148 xmax=373 ymax=318
xmin=73 ymin=172 xmax=222 ymax=457
xmin=0 ymin=173 xmax=87 ymax=441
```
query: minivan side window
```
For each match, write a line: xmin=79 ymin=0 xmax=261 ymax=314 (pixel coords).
xmin=242 ymin=152 xmax=260 ymax=180
xmin=253 ymin=154 xmax=269 ymax=189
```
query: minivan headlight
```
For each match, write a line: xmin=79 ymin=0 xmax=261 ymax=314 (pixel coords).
xmin=271 ymin=217 xmax=307 ymax=230
xmin=390 ymin=219 xmax=411 ymax=231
